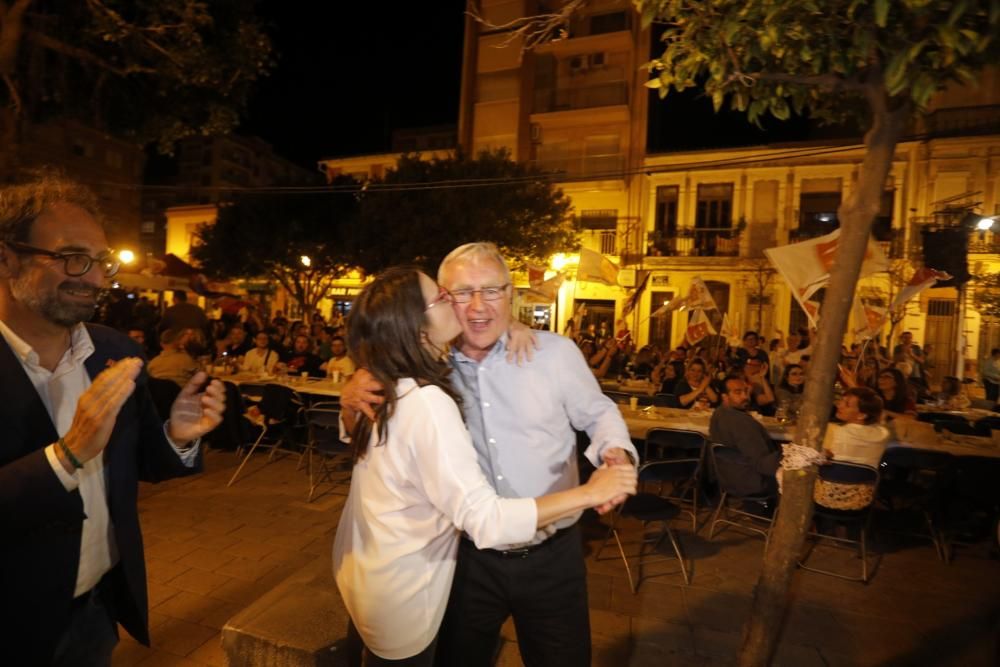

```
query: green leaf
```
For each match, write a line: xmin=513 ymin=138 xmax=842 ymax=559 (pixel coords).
xmin=874 ymin=0 xmax=889 ymax=27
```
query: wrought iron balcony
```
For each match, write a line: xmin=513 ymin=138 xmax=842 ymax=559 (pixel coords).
xmin=533 ymin=81 xmax=628 ymax=114
xmin=645 ymin=228 xmax=742 ymax=258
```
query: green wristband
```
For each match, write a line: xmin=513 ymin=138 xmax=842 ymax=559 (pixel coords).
xmin=57 ymin=437 xmax=84 ymax=470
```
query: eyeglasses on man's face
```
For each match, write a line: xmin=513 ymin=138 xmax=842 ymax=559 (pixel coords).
xmin=4 ymin=241 xmax=120 ymax=278
xmin=448 ymin=283 xmax=510 ymax=304
xmin=425 ymin=285 xmax=453 ymax=311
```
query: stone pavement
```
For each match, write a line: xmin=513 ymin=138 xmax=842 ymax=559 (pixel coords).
xmin=113 ymin=450 xmax=1000 ymax=667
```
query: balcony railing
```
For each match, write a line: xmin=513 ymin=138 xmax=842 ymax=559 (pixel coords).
xmin=925 ymin=104 xmax=1000 ymax=137
xmin=531 ymin=153 xmax=625 ymax=179
xmin=533 ymin=81 xmax=628 ymax=114
xmin=646 ymin=228 xmax=741 ymax=258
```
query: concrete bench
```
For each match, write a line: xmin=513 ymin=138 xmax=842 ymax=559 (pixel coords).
xmin=222 ymin=556 xmax=352 ymax=666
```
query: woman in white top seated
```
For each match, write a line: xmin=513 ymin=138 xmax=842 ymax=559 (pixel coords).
xmin=332 ymin=267 xmax=637 ymax=666
xmin=824 ymin=387 xmax=891 ymax=468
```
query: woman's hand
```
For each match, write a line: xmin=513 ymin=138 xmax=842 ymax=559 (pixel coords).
xmin=506 ymin=319 xmax=539 ymax=364
xmin=584 ymin=463 xmax=638 ymax=510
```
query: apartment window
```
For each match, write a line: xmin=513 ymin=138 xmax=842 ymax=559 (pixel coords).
xmin=589 ymin=11 xmax=627 ymax=35
xmin=799 ymin=192 xmax=841 ymax=237
xmin=579 ymin=209 xmax=617 ymax=230
xmin=695 ymin=184 xmax=733 ymax=229
xmin=141 ymin=221 xmax=156 ymax=234
xmin=873 ymin=189 xmax=894 ymax=240
xmin=600 ymin=230 xmax=617 ymax=255
xmin=654 ymin=186 xmax=679 ymax=236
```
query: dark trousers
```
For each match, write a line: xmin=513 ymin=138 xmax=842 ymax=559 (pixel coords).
xmin=986 ymin=380 xmax=999 ymax=403
xmin=51 ymin=576 xmax=119 ymax=667
xmin=435 ymin=524 xmax=591 ymax=667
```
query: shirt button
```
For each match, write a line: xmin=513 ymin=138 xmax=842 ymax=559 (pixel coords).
xmin=497 ymin=475 xmax=504 ymax=481
xmin=483 ymin=401 xmax=490 ymax=408
xmin=488 ymin=438 xmax=496 ymax=444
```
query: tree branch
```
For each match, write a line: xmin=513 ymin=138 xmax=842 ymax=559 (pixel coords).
xmin=25 ymin=29 xmax=155 ymax=76
xmin=466 ymin=0 xmax=586 ymax=52
xmin=85 ymin=0 xmax=184 ymax=68
xmin=0 ymin=0 xmax=34 ymax=76
xmin=731 ymin=70 xmax=868 ymax=93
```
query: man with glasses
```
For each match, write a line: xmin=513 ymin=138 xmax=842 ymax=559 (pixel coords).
xmin=0 ymin=173 xmax=226 ymax=665
xmin=343 ymin=242 xmax=636 ymax=666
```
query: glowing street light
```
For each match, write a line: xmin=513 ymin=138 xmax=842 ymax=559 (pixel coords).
xmin=118 ymin=249 xmax=136 ymax=265
xmin=300 ymin=255 xmax=312 ymax=268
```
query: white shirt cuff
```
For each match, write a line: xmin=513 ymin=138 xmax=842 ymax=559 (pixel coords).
xmin=45 ymin=443 xmax=80 ymax=491
xmin=163 ymin=422 xmax=201 ymax=466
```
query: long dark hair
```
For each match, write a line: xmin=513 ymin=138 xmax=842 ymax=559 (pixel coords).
xmin=779 ymin=364 xmax=805 ymax=394
xmin=347 ymin=266 xmax=463 ymax=462
xmin=878 ymin=367 xmax=911 ymax=413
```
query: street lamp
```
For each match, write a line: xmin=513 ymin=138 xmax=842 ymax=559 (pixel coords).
xmin=118 ymin=249 xmax=136 ymax=265
xmin=300 ymin=255 xmax=312 ymax=268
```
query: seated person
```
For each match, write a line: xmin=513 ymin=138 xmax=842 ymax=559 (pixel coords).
xmin=709 ymin=376 xmax=781 ymax=497
xmin=741 ymin=357 xmax=776 ymax=416
xmin=775 ymin=363 xmax=806 ymax=417
xmin=321 ymin=335 xmax=357 ymax=378
xmin=823 ymin=387 xmax=890 ymax=468
xmin=674 ymin=358 xmax=719 ymax=409
xmin=652 ymin=359 xmax=686 ymax=395
xmin=935 ymin=376 xmax=971 ymax=410
xmin=220 ymin=324 xmax=252 ymax=358
xmin=148 ymin=328 xmax=199 ymax=387
xmin=588 ymin=337 xmax=627 ymax=379
xmin=242 ymin=330 xmax=279 ymax=375
xmin=282 ymin=334 xmax=325 ymax=377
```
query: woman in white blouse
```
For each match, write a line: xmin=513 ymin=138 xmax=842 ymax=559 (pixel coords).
xmin=332 ymin=267 xmax=636 ymax=666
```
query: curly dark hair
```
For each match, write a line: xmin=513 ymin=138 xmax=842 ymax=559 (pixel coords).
xmin=347 ymin=266 xmax=463 ymax=462
xmin=0 ymin=169 xmax=103 ymax=243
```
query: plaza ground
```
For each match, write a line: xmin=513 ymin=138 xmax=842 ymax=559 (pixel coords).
xmin=112 ymin=450 xmax=1000 ymax=667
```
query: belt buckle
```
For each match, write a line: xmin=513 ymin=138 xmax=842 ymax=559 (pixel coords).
xmin=501 ymin=546 xmax=532 ymax=559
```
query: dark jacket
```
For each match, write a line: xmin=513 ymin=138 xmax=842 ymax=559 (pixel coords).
xmin=0 ymin=324 xmax=202 ymax=664
xmin=708 ymin=405 xmax=780 ymax=497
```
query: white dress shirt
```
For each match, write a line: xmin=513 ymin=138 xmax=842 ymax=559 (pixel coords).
xmin=333 ymin=379 xmax=537 ymax=660
xmin=242 ymin=346 xmax=277 ymax=374
xmin=449 ymin=331 xmax=637 ymax=547
xmin=0 ymin=320 xmax=198 ymax=598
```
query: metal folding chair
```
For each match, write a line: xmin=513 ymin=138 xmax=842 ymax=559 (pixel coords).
xmin=303 ymin=402 xmax=352 ymax=501
xmin=798 ymin=462 xmax=880 ymax=583
xmin=706 ymin=443 xmax=776 ymax=547
xmin=642 ymin=428 xmax=706 ymax=530
xmin=228 ymin=383 xmax=303 ymax=487
xmin=594 ymin=460 xmax=690 ymax=592
xmin=878 ymin=447 xmax=954 ymax=561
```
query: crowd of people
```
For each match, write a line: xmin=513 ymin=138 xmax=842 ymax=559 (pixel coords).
xmin=95 ymin=289 xmax=357 ymax=390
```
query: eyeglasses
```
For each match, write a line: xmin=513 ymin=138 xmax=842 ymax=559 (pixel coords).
xmin=5 ymin=241 xmax=120 ymax=277
xmin=448 ymin=283 xmax=510 ymax=304
xmin=425 ymin=285 xmax=452 ymax=311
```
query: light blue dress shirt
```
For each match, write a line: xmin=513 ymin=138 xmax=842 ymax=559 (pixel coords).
xmin=449 ymin=331 xmax=637 ymax=545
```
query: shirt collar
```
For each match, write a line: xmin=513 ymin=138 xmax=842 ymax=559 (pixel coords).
xmin=0 ymin=320 xmax=95 ymax=368
xmin=451 ymin=332 xmax=509 ymax=365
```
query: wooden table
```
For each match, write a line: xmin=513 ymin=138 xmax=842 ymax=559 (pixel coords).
xmin=225 ymin=373 xmax=344 ymax=399
xmin=619 ymin=406 xmax=1000 ymax=459
xmin=601 ymin=379 xmax=657 ymax=396
xmin=618 ymin=406 xmax=792 ymax=441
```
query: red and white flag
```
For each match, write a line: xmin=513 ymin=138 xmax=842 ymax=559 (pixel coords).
xmin=765 ymin=228 xmax=889 ymax=301
xmin=666 ymin=275 xmax=719 ymax=313
xmin=577 ymin=248 xmax=619 ymax=285
xmin=852 ymin=298 xmax=887 ymax=341
xmin=685 ymin=309 xmax=716 ymax=346
xmin=524 ymin=267 xmax=565 ymax=303
xmin=890 ymin=267 xmax=952 ymax=311
xmin=720 ymin=312 xmax=740 ymax=346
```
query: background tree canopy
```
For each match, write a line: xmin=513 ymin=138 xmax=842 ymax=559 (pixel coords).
xmin=190 ymin=178 xmax=359 ymax=321
xmin=353 ymin=149 xmax=579 ymax=275
xmin=0 ymin=0 xmax=273 ymax=152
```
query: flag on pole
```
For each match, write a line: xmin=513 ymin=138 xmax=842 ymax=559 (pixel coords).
xmin=765 ymin=228 xmax=889 ymax=301
xmin=622 ymin=270 xmax=650 ymax=317
xmin=685 ymin=309 xmax=716 ymax=346
xmin=572 ymin=303 xmax=587 ymax=332
xmin=577 ymin=248 xmax=619 ymax=285
xmin=527 ymin=264 xmax=547 ymax=289
xmin=852 ymin=298 xmax=887 ymax=341
xmin=889 ymin=267 xmax=952 ymax=311
xmin=524 ymin=264 xmax=564 ymax=302
xmin=720 ymin=312 xmax=740 ymax=346
xmin=665 ymin=275 xmax=719 ymax=313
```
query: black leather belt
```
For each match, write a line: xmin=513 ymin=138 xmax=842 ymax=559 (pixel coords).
xmin=463 ymin=524 xmax=576 ymax=559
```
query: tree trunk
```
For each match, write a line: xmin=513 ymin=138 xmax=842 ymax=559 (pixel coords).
xmin=737 ymin=96 xmax=910 ymax=666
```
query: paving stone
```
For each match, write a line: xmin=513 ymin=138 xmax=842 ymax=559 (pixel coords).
xmin=631 ymin=615 xmax=696 ymax=654
xmin=187 ymin=635 xmax=227 ymax=667
xmin=169 ymin=568 xmax=236 ymax=596
xmin=149 ymin=616 xmax=217 ymax=657
xmin=153 ymin=590 xmax=227 ymax=625
xmin=182 ymin=548 xmax=236 ymax=573
xmin=145 ymin=557 xmax=191 ymax=585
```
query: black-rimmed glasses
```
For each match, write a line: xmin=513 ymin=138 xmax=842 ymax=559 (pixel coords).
xmin=448 ymin=283 xmax=510 ymax=304
xmin=4 ymin=241 xmax=120 ymax=278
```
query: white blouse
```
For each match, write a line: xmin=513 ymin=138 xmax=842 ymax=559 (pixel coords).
xmin=332 ymin=378 xmax=537 ymax=660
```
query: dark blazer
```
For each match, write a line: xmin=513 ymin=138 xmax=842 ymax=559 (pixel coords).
xmin=0 ymin=323 xmax=202 ymax=664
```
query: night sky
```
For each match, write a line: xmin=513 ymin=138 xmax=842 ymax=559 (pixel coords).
xmin=240 ymin=1 xmax=467 ymax=167
xmin=223 ymin=3 xmax=841 ymax=171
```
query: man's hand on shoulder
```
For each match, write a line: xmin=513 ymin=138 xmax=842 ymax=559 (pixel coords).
xmin=341 ymin=368 xmax=385 ymax=421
